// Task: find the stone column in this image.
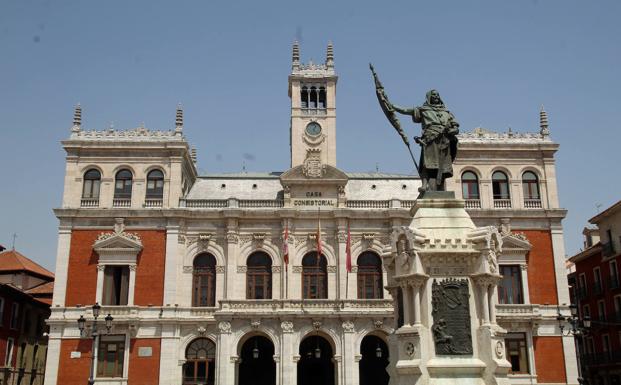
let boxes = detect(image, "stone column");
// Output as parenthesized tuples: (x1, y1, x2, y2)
(42, 328, 62, 385)
(216, 321, 233, 384)
(280, 321, 296, 385)
(52, 225, 72, 306)
(163, 225, 180, 304)
(336, 227, 347, 299)
(401, 283, 412, 327)
(127, 264, 137, 306)
(158, 323, 180, 385)
(225, 220, 239, 299)
(488, 285, 496, 324)
(413, 284, 422, 325)
(95, 264, 105, 303)
(342, 321, 356, 385)
(479, 283, 490, 325)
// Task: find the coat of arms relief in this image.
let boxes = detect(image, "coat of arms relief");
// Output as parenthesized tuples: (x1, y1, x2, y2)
(302, 148, 326, 178)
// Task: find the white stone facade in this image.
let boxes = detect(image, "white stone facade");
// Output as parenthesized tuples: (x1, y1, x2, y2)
(45, 44, 577, 385)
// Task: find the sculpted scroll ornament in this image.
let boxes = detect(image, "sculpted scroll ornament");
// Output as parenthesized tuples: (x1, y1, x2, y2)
(281, 321, 294, 333)
(218, 321, 231, 334)
(342, 321, 355, 333)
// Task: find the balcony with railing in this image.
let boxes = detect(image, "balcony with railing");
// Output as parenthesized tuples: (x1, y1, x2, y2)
(346, 200, 390, 209)
(301, 107, 327, 116)
(144, 198, 163, 208)
(524, 199, 542, 208)
(80, 198, 99, 208)
(112, 198, 131, 208)
(493, 199, 512, 209)
(239, 199, 284, 208)
(464, 199, 481, 209)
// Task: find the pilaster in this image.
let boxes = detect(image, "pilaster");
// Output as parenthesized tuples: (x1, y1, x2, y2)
(164, 225, 180, 304)
(51, 225, 72, 306)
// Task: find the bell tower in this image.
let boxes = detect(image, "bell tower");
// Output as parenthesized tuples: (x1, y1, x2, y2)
(288, 41, 338, 168)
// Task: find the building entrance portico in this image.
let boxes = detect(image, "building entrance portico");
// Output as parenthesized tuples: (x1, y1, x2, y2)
(297, 335, 335, 385)
(359, 335, 389, 385)
(238, 335, 276, 385)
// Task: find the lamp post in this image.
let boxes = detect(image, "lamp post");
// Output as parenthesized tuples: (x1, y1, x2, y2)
(77, 303, 114, 385)
(557, 304, 591, 385)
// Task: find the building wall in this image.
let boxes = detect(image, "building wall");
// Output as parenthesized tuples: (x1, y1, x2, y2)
(128, 338, 161, 385)
(57, 339, 93, 384)
(533, 336, 567, 383)
(522, 229, 559, 305)
(65, 230, 166, 307)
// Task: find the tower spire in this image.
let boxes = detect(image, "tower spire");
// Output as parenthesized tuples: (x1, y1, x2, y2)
(326, 41, 334, 69)
(175, 103, 183, 136)
(71, 103, 82, 133)
(539, 104, 549, 138)
(292, 40, 300, 70)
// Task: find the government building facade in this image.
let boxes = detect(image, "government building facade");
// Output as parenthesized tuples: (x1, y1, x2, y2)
(45, 43, 577, 385)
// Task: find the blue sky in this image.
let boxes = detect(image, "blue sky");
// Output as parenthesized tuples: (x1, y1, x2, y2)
(0, 0, 619, 269)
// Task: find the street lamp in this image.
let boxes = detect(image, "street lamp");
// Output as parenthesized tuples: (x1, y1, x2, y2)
(77, 303, 114, 385)
(252, 339, 260, 359)
(557, 305, 590, 385)
(375, 343, 383, 358)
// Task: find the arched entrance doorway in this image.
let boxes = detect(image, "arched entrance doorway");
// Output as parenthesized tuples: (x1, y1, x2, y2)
(298, 335, 335, 385)
(359, 335, 389, 385)
(183, 338, 216, 385)
(238, 335, 276, 385)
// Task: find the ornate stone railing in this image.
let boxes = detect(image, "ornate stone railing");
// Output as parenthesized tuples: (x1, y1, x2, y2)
(496, 304, 541, 318)
(493, 199, 512, 209)
(239, 199, 284, 208)
(80, 198, 99, 208)
(301, 108, 327, 116)
(346, 200, 390, 209)
(180, 199, 229, 208)
(464, 199, 481, 209)
(524, 199, 542, 208)
(112, 198, 131, 208)
(401, 200, 416, 208)
(144, 198, 163, 208)
(218, 299, 394, 314)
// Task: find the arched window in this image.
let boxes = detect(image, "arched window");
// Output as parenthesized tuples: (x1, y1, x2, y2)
(146, 169, 164, 199)
(492, 171, 511, 208)
(301, 87, 309, 108)
(309, 87, 318, 109)
(82, 169, 101, 199)
(318, 87, 326, 109)
(183, 338, 216, 385)
(114, 169, 133, 199)
(522, 171, 540, 200)
(461, 171, 480, 200)
(246, 252, 272, 299)
(302, 253, 327, 299)
(357, 252, 383, 299)
(192, 254, 217, 307)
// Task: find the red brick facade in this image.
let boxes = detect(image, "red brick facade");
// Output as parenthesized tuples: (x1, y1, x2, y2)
(128, 338, 161, 385)
(522, 229, 559, 305)
(65, 230, 166, 307)
(57, 339, 93, 384)
(533, 336, 567, 383)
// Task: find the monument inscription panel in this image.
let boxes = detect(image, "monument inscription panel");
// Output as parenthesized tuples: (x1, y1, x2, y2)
(431, 278, 473, 355)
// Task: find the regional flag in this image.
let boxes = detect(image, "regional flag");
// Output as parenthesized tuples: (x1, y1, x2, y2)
(283, 221, 289, 271)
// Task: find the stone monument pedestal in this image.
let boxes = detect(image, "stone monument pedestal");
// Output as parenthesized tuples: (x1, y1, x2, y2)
(383, 193, 511, 385)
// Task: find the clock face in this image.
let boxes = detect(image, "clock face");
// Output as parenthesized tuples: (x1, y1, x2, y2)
(305, 122, 322, 136)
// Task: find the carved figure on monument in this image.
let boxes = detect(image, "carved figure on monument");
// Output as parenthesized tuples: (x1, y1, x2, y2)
(370, 65, 459, 192)
(431, 279, 472, 355)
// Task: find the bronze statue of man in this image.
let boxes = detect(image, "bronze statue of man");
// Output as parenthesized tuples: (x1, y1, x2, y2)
(390, 90, 459, 192)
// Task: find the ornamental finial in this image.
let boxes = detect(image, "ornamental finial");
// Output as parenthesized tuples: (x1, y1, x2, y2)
(539, 104, 549, 138)
(175, 103, 183, 135)
(72, 103, 82, 133)
(326, 41, 334, 68)
(292, 40, 300, 70)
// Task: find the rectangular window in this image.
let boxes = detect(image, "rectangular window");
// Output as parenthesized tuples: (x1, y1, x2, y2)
(594, 267, 603, 294)
(0, 297, 4, 326)
(498, 265, 524, 304)
(611, 260, 619, 288)
(579, 273, 588, 297)
(102, 266, 129, 306)
(614, 295, 621, 321)
(97, 335, 125, 378)
(10, 303, 19, 329)
(5, 338, 14, 366)
(598, 300, 606, 321)
(583, 304, 591, 320)
(505, 333, 530, 374)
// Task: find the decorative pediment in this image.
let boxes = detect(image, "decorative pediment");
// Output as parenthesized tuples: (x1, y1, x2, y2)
(93, 218, 143, 264)
(501, 233, 532, 252)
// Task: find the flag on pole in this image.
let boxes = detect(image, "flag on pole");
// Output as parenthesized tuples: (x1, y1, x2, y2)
(283, 221, 289, 271)
(346, 221, 352, 273)
(316, 208, 322, 260)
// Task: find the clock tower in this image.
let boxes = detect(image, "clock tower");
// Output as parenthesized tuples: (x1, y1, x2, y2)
(288, 41, 338, 168)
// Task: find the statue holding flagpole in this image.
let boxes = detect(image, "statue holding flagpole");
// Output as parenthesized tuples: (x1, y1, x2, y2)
(370, 64, 459, 192)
